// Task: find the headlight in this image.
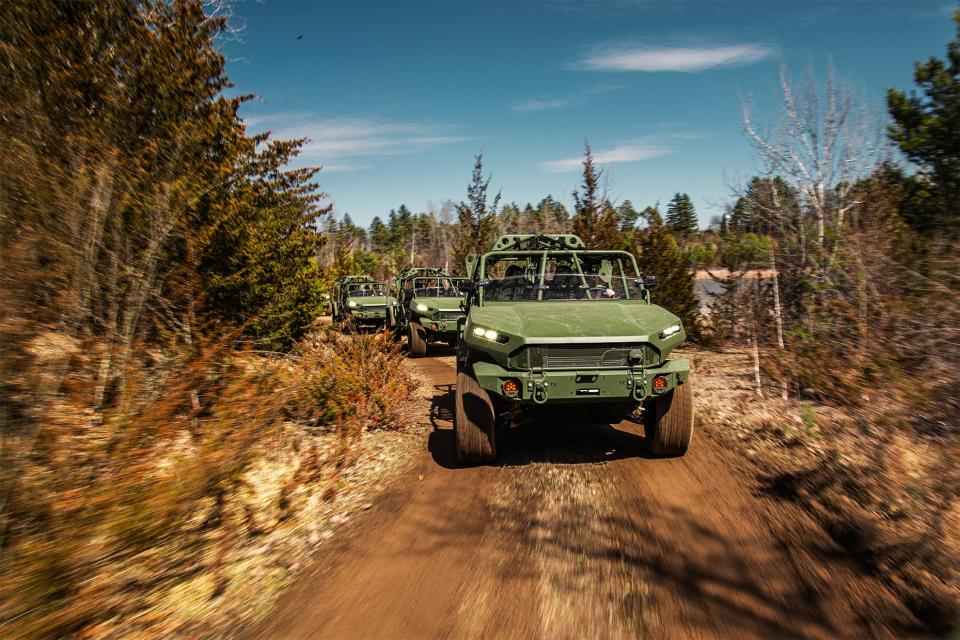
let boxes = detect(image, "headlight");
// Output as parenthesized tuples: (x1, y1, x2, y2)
(471, 325, 505, 343)
(415, 303, 429, 312)
(348, 300, 357, 308)
(659, 323, 681, 339)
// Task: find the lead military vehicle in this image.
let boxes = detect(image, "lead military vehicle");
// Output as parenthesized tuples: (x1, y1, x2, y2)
(391, 267, 469, 356)
(454, 234, 693, 464)
(331, 275, 392, 332)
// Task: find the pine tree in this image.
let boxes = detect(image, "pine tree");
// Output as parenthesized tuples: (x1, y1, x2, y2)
(596, 199, 623, 249)
(572, 143, 602, 245)
(535, 195, 569, 233)
(618, 200, 641, 233)
(886, 10, 960, 235)
(452, 153, 500, 275)
(369, 216, 390, 253)
(635, 207, 701, 340)
(665, 193, 698, 237)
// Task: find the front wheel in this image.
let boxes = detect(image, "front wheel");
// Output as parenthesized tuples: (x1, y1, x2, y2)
(644, 381, 694, 457)
(342, 315, 356, 334)
(455, 370, 496, 464)
(408, 321, 427, 357)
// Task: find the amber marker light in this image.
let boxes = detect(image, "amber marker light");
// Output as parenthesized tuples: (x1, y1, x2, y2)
(652, 375, 669, 392)
(502, 379, 520, 397)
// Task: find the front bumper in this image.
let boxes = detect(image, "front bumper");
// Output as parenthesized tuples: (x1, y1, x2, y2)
(419, 318, 461, 344)
(351, 309, 388, 324)
(471, 358, 690, 404)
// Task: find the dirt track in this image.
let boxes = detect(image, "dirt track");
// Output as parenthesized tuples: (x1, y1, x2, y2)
(247, 350, 920, 639)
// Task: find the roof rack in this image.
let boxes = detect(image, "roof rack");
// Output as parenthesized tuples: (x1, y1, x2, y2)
(487, 234, 586, 252)
(335, 275, 375, 284)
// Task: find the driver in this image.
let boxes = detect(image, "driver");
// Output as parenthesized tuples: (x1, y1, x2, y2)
(583, 261, 617, 299)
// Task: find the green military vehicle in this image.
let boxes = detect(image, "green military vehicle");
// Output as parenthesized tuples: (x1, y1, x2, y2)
(454, 234, 693, 464)
(390, 267, 469, 357)
(331, 275, 393, 332)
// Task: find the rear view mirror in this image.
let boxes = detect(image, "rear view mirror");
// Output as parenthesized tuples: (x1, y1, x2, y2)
(459, 280, 477, 292)
(642, 276, 657, 289)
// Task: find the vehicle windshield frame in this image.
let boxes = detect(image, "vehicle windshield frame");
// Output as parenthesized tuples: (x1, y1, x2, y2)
(347, 282, 387, 297)
(411, 277, 469, 298)
(476, 250, 644, 305)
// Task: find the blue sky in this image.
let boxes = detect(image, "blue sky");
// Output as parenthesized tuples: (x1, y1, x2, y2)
(224, 0, 956, 228)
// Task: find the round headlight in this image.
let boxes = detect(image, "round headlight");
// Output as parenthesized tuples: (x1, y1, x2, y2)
(483, 329, 498, 341)
(472, 326, 485, 337)
(659, 323, 680, 338)
(348, 300, 357, 308)
(416, 303, 429, 312)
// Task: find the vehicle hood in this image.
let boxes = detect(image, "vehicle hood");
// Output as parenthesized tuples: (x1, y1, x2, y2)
(350, 296, 390, 306)
(412, 297, 465, 313)
(470, 301, 679, 340)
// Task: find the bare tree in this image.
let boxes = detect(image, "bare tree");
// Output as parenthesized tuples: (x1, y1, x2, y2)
(742, 63, 882, 266)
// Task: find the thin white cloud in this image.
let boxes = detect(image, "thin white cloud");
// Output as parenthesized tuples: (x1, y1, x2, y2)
(579, 43, 774, 73)
(320, 163, 366, 173)
(512, 97, 572, 112)
(242, 112, 473, 168)
(541, 143, 672, 173)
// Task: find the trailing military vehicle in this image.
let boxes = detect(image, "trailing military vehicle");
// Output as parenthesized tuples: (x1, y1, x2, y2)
(391, 267, 469, 357)
(331, 275, 393, 332)
(454, 234, 693, 464)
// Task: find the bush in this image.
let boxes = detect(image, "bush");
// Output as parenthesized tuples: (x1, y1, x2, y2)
(0, 329, 415, 639)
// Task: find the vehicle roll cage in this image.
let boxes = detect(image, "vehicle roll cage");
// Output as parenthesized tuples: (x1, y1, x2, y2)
(470, 250, 643, 304)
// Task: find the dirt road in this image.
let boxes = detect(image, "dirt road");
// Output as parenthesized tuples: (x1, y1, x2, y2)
(247, 351, 921, 639)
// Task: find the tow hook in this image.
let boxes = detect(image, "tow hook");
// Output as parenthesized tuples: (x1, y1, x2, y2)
(628, 370, 647, 402)
(533, 380, 548, 404)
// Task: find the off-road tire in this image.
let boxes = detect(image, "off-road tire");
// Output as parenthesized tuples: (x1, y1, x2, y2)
(408, 321, 427, 357)
(455, 370, 496, 464)
(342, 315, 356, 335)
(387, 305, 396, 330)
(644, 381, 694, 457)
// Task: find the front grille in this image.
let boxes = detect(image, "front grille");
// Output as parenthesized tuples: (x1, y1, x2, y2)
(509, 343, 659, 370)
(542, 345, 629, 368)
(439, 311, 464, 321)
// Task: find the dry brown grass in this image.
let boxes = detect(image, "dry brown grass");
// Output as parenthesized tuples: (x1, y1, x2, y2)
(691, 347, 960, 634)
(0, 328, 418, 639)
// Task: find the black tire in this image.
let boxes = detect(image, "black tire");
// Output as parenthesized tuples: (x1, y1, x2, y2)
(644, 380, 694, 457)
(387, 305, 396, 330)
(342, 315, 356, 334)
(455, 371, 496, 464)
(408, 321, 427, 357)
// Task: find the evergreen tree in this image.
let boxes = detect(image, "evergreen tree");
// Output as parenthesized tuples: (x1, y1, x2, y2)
(887, 10, 960, 234)
(732, 176, 800, 237)
(665, 193, 698, 237)
(596, 199, 623, 249)
(618, 200, 641, 233)
(535, 195, 569, 233)
(635, 207, 701, 340)
(452, 153, 500, 274)
(572, 143, 602, 245)
(369, 216, 390, 253)
(197, 135, 327, 350)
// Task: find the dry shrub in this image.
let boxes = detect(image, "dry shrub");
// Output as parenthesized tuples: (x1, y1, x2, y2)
(0, 329, 416, 639)
(698, 346, 959, 635)
(286, 330, 417, 435)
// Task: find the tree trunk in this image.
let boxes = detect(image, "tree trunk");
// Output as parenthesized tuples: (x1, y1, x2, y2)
(750, 326, 764, 399)
(769, 245, 788, 399)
